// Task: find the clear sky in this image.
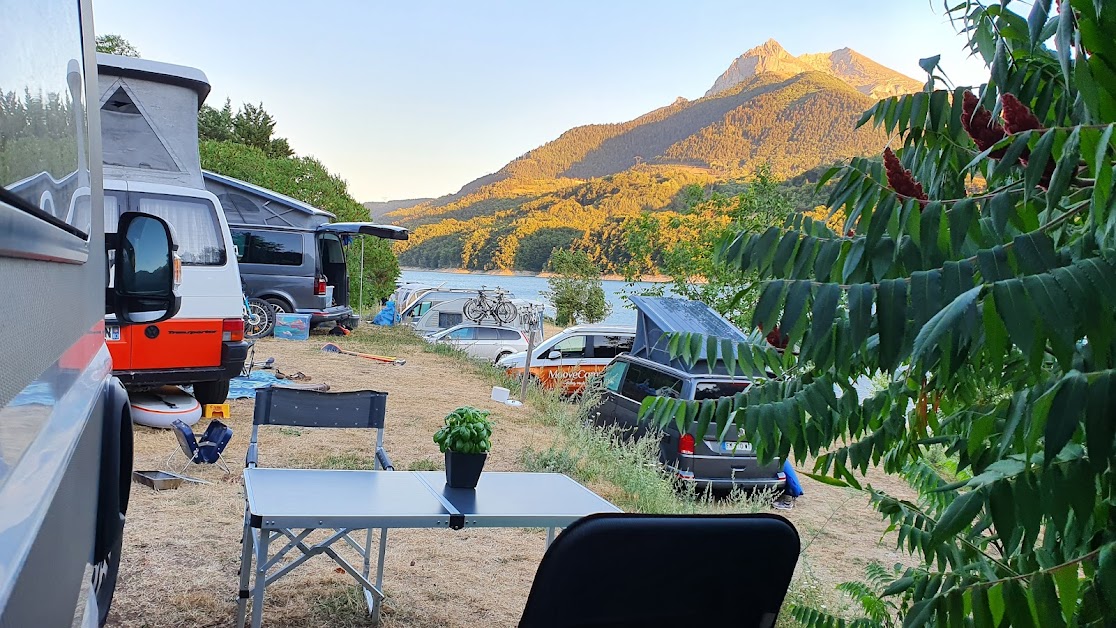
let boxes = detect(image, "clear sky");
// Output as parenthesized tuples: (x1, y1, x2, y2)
(92, 1, 990, 203)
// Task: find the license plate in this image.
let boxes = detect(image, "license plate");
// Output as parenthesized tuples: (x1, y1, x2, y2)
(720, 441, 753, 454)
(105, 325, 121, 342)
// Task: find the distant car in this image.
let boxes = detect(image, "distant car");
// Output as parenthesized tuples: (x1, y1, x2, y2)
(497, 324, 635, 395)
(425, 323, 529, 363)
(589, 353, 785, 493)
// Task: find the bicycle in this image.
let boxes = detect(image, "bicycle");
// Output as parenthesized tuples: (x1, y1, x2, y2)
(463, 286, 517, 324)
(243, 293, 275, 338)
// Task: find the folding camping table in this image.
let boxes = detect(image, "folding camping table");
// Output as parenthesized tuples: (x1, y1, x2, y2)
(235, 469, 621, 628)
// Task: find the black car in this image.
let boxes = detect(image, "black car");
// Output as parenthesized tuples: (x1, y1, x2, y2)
(589, 353, 785, 493)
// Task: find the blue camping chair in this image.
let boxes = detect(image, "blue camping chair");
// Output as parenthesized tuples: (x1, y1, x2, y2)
(169, 419, 234, 474)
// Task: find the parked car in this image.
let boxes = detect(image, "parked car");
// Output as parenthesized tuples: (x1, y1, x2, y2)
(205, 170, 407, 331)
(590, 353, 785, 493)
(497, 324, 635, 394)
(425, 323, 529, 362)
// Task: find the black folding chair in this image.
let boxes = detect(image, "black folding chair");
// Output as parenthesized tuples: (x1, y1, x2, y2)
(245, 386, 392, 471)
(236, 387, 393, 626)
(518, 513, 800, 628)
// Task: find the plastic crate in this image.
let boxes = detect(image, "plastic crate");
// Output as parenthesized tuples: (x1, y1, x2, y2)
(274, 313, 312, 340)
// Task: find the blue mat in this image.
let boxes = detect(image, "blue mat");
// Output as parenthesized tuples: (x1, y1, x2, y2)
(228, 370, 283, 399)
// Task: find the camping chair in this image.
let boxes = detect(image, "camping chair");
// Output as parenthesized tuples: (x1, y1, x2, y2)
(518, 513, 800, 628)
(169, 419, 234, 474)
(237, 387, 392, 626)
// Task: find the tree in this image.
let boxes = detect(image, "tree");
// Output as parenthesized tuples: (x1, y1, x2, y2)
(95, 34, 140, 57)
(198, 98, 234, 142)
(544, 250, 611, 326)
(232, 102, 293, 159)
(624, 164, 794, 327)
(644, 2, 1116, 625)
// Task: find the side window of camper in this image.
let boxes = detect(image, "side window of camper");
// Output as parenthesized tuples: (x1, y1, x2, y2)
(601, 361, 628, 393)
(620, 364, 682, 403)
(438, 312, 462, 328)
(553, 335, 587, 359)
(133, 195, 226, 266)
(246, 231, 303, 266)
(0, 7, 92, 261)
(591, 335, 633, 359)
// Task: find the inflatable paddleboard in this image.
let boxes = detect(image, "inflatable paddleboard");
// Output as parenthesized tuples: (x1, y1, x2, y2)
(130, 386, 202, 428)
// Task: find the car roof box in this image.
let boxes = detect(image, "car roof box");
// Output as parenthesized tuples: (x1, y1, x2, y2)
(628, 296, 757, 376)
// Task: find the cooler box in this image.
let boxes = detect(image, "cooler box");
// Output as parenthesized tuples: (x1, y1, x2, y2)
(274, 313, 312, 340)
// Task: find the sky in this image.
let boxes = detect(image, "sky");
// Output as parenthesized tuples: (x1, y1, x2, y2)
(92, 1, 990, 203)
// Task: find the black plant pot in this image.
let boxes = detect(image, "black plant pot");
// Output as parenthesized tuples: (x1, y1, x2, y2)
(445, 451, 487, 489)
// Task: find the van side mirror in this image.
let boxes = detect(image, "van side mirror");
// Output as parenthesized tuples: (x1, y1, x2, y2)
(547, 350, 562, 360)
(108, 211, 181, 324)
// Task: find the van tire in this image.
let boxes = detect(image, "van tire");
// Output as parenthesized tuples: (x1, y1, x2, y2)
(193, 379, 230, 405)
(265, 298, 292, 314)
(495, 351, 511, 365)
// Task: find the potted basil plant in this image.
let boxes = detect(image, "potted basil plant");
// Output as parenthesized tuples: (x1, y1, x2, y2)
(433, 406, 493, 489)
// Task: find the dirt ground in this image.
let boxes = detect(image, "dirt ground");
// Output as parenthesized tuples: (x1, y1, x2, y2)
(108, 327, 916, 628)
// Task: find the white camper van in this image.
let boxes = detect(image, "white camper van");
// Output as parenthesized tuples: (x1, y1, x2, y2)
(97, 55, 247, 405)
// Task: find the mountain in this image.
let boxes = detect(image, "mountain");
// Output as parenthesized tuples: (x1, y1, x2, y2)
(706, 39, 922, 100)
(385, 40, 912, 274)
(363, 198, 432, 220)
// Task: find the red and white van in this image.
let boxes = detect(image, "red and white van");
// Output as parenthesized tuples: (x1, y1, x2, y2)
(103, 181, 248, 405)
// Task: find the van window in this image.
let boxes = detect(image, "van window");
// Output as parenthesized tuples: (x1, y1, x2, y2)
(694, 381, 751, 401)
(477, 327, 500, 340)
(231, 230, 248, 262)
(552, 334, 587, 358)
(602, 361, 628, 392)
(592, 335, 633, 359)
(438, 312, 463, 328)
(106, 194, 226, 266)
(320, 235, 345, 263)
(620, 363, 682, 403)
(246, 230, 303, 266)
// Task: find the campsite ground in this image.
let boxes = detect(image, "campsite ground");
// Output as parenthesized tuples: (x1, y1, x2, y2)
(109, 326, 916, 627)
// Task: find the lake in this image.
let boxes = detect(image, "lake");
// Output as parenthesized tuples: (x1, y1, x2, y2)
(399, 269, 669, 327)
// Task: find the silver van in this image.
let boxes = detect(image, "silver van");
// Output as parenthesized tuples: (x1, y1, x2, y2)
(1, 5, 180, 624)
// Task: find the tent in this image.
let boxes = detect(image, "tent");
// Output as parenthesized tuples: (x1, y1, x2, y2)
(627, 295, 761, 376)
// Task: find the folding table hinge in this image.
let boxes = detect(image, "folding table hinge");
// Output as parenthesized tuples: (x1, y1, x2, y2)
(450, 514, 465, 530)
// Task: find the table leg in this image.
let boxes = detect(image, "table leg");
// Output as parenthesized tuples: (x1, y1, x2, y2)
(250, 526, 271, 628)
(371, 528, 389, 623)
(235, 506, 253, 628)
(546, 527, 555, 547)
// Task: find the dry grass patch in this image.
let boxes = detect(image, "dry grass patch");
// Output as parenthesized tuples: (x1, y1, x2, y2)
(110, 324, 915, 627)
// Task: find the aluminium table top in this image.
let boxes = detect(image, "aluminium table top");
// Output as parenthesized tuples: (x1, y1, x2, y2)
(243, 468, 620, 529)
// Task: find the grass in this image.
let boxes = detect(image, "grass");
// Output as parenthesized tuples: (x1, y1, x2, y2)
(406, 457, 441, 471)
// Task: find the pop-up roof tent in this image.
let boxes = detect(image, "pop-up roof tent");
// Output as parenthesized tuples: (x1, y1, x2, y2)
(97, 54, 210, 189)
(202, 170, 408, 240)
(628, 295, 759, 376)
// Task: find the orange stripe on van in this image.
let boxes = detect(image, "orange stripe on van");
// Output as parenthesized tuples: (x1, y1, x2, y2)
(108, 319, 224, 371)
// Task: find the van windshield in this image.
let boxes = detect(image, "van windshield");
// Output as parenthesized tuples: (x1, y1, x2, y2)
(106, 193, 226, 266)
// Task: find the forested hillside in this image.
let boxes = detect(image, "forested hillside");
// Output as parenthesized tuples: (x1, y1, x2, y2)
(390, 47, 903, 274)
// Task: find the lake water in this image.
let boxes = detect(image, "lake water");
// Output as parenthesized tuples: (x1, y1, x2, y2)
(399, 269, 668, 327)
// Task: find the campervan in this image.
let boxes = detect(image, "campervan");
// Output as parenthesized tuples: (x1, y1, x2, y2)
(204, 170, 408, 331)
(410, 296, 545, 340)
(1, 5, 181, 625)
(396, 287, 484, 325)
(98, 55, 248, 405)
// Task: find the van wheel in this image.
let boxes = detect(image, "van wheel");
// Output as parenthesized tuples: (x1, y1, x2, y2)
(93, 517, 123, 626)
(266, 298, 292, 314)
(193, 379, 230, 405)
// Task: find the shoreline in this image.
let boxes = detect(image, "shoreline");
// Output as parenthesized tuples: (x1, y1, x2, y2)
(399, 266, 673, 283)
